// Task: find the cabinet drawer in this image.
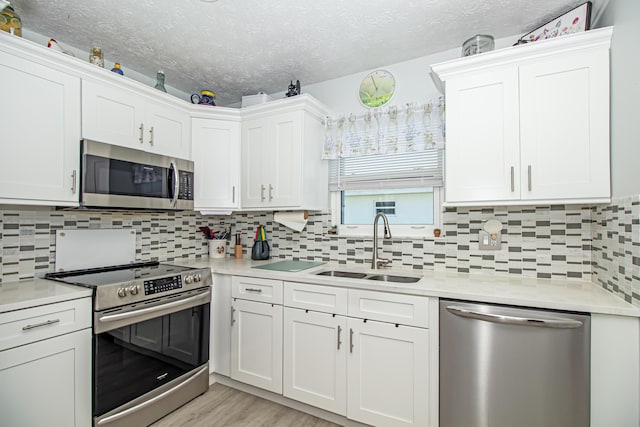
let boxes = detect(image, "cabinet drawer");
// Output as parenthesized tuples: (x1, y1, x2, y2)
(232, 276, 283, 304)
(284, 282, 347, 315)
(348, 290, 429, 328)
(0, 298, 92, 351)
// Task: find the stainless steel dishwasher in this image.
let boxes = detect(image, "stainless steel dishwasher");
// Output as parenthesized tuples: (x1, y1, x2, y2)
(439, 299, 590, 427)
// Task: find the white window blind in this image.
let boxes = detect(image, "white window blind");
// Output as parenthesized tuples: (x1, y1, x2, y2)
(329, 149, 443, 191)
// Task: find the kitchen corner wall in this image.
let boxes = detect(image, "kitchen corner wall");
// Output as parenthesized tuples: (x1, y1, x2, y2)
(4, 201, 638, 308)
(592, 195, 640, 307)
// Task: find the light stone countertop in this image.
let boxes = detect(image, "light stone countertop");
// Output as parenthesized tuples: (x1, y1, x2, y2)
(176, 258, 640, 318)
(0, 278, 92, 314)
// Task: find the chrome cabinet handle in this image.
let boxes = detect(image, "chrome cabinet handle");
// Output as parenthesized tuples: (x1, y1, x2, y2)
(269, 184, 274, 202)
(349, 328, 354, 353)
(22, 318, 60, 331)
(337, 325, 342, 350)
(231, 306, 236, 326)
(232, 186, 235, 203)
(149, 126, 154, 145)
(245, 287, 262, 293)
(527, 165, 532, 191)
(139, 123, 144, 144)
(510, 166, 514, 192)
(71, 170, 77, 194)
(261, 185, 266, 202)
(445, 306, 583, 329)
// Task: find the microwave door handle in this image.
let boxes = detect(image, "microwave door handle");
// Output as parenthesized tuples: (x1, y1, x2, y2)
(169, 160, 179, 207)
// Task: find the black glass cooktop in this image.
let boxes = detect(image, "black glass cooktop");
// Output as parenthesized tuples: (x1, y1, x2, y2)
(45, 262, 195, 288)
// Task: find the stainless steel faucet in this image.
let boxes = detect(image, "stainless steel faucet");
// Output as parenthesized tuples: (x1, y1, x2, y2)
(372, 213, 392, 269)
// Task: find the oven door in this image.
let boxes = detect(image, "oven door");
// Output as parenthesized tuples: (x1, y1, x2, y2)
(93, 288, 210, 422)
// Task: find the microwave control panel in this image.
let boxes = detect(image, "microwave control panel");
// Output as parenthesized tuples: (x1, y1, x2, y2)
(178, 171, 194, 200)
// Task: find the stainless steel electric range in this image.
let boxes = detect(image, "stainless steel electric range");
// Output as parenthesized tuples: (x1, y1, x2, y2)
(46, 261, 212, 427)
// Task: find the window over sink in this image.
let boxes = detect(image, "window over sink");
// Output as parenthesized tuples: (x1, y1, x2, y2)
(324, 99, 444, 238)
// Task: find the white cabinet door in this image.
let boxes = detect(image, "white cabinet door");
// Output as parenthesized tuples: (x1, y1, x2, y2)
(241, 112, 303, 209)
(83, 79, 191, 159)
(0, 51, 80, 205)
(146, 101, 191, 159)
(266, 111, 302, 207)
(192, 118, 240, 210)
(241, 117, 268, 208)
(283, 308, 347, 415)
(347, 318, 429, 427)
(82, 79, 145, 149)
(240, 99, 327, 211)
(0, 328, 91, 427)
(519, 48, 610, 201)
(211, 274, 232, 376)
(444, 67, 520, 204)
(230, 298, 283, 393)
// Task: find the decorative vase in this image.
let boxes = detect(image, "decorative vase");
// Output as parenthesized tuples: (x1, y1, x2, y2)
(89, 46, 104, 67)
(0, 3, 21, 37)
(154, 71, 167, 92)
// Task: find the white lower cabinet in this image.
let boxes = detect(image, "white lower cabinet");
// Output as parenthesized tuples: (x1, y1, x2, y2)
(225, 277, 435, 425)
(230, 298, 283, 393)
(347, 318, 430, 427)
(0, 327, 91, 427)
(283, 307, 347, 415)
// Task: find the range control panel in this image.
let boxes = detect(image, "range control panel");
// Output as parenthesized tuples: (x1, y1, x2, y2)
(144, 275, 183, 296)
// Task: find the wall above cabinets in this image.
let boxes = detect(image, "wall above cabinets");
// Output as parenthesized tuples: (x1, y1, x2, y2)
(432, 27, 613, 207)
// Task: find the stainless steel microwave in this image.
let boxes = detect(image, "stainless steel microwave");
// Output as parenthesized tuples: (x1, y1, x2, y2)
(80, 140, 194, 210)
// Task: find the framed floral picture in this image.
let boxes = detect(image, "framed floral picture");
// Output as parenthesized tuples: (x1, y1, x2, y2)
(518, 1, 592, 44)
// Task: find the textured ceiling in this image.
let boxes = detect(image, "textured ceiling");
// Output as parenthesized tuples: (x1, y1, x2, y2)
(11, 0, 602, 106)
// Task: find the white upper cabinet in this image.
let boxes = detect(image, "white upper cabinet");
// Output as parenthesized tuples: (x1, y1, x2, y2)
(82, 78, 191, 159)
(192, 115, 241, 211)
(0, 34, 81, 206)
(518, 48, 610, 201)
(241, 95, 329, 210)
(432, 27, 612, 206)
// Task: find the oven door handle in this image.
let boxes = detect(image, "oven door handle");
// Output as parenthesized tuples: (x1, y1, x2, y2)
(96, 290, 210, 333)
(96, 365, 208, 426)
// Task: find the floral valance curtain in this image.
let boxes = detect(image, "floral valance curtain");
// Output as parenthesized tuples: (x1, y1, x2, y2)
(322, 97, 445, 159)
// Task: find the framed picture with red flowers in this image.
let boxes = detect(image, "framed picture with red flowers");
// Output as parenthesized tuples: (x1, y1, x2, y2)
(517, 1, 592, 44)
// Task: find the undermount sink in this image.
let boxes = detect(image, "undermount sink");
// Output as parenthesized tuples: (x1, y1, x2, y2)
(314, 270, 421, 283)
(366, 274, 421, 283)
(315, 270, 368, 279)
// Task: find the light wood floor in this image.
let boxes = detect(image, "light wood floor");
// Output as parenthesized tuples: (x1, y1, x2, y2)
(151, 383, 342, 427)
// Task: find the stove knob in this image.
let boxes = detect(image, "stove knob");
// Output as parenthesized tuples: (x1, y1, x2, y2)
(184, 275, 193, 284)
(129, 285, 139, 295)
(117, 287, 127, 297)
(194, 274, 202, 282)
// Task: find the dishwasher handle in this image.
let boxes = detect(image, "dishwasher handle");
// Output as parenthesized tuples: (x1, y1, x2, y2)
(446, 306, 584, 329)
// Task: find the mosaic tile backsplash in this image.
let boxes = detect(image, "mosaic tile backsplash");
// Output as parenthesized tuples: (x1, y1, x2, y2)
(0, 198, 638, 307)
